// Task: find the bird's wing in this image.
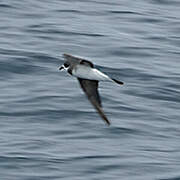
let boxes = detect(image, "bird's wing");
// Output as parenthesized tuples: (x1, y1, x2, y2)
(78, 78, 110, 125)
(80, 60, 94, 68)
(63, 53, 81, 64)
(63, 54, 94, 68)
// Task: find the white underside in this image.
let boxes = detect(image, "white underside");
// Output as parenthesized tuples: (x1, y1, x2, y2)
(72, 65, 112, 81)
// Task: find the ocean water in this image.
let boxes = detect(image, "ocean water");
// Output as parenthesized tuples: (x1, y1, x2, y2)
(0, 0, 180, 179)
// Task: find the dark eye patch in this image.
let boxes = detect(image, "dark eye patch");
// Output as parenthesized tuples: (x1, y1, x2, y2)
(64, 63, 69, 68)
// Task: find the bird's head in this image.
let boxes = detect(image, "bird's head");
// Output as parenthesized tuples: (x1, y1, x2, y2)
(59, 61, 70, 71)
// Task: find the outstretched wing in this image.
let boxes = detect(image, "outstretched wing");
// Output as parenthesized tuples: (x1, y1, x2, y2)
(80, 60, 94, 68)
(63, 54, 94, 67)
(78, 78, 110, 125)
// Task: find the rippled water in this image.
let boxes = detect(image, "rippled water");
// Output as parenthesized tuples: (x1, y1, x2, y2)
(1, 0, 180, 179)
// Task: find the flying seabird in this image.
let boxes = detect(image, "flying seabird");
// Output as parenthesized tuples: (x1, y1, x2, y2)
(59, 54, 124, 125)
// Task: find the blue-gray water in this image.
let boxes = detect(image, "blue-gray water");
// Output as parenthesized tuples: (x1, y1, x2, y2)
(0, 0, 180, 179)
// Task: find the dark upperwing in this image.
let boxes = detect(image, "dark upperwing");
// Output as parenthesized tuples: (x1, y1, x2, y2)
(63, 53, 94, 68)
(78, 78, 110, 125)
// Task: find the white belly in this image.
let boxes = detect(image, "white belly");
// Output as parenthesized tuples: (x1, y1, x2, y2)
(72, 66, 111, 81)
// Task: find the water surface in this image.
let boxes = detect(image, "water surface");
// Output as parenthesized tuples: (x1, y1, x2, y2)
(0, 0, 180, 179)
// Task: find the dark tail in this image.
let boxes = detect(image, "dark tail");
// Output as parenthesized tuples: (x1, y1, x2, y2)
(112, 78, 124, 85)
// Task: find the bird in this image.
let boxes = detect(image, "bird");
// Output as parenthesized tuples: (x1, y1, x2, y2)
(59, 53, 124, 125)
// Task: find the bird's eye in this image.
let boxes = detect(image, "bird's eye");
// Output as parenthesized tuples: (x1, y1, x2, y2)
(64, 63, 69, 68)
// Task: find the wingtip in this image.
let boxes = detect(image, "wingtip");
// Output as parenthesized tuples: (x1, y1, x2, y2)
(105, 119, 111, 126)
(100, 111, 111, 126)
(95, 104, 111, 126)
(97, 112, 111, 126)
